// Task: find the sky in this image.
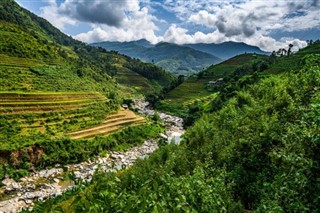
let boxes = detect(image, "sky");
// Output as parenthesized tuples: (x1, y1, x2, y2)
(16, 0, 320, 52)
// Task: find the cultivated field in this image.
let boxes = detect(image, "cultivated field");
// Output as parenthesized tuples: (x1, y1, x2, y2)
(69, 108, 145, 139)
(0, 92, 145, 150)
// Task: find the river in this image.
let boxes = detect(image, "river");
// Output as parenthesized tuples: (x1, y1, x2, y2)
(0, 100, 184, 213)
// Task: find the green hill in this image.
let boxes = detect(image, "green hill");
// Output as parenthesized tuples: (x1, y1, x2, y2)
(30, 43, 320, 213)
(0, 0, 169, 180)
(155, 53, 268, 117)
(0, 0, 176, 95)
(155, 42, 320, 125)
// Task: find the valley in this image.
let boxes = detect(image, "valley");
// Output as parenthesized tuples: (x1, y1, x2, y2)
(0, 100, 185, 212)
(0, 0, 320, 212)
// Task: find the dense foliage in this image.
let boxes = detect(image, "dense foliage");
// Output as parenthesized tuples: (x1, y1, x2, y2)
(0, 123, 163, 181)
(29, 51, 320, 212)
(185, 54, 320, 211)
(124, 58, 176, 89)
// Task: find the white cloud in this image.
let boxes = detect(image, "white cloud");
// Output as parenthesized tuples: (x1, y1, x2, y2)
(75, 5, 160, 44)
(186, 0, 320, 33)
(162, 0, 316, 51)
(40, 0, 160, 44)
(40, 0, 76, 30)
(38, 0, 315, 51)
(162, 24, 194, 44)
(161, 24, 307, 52)
(189, 10, 217, 28)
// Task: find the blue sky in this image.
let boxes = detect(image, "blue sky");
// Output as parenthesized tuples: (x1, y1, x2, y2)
(16, 0, 320, 51)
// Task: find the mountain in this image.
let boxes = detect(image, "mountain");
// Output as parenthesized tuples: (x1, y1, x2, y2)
(92, 40, 222, 76)
(92, 40, 148, 58)
(185, 41, 269, 59)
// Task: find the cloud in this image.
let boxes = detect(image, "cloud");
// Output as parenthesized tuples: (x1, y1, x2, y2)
(40, 0, 144, 29)
(40, 0, 160, 44)
(167, 0, 316, 51)
(38, 0, 315, 52)
(312, 0, 320, 7)
(162, 24, 227, 45)
(74, 6, 160, 44)
(40, 0, 76, 30)
(161, 24, 307, 52)
(189, 10, 217, 28)
(186, 0, 320, 34)
(58, 0, 131, 27)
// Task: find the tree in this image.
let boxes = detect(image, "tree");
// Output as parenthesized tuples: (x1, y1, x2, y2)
(277, 48, 287, 56)
(177, 75, 185, 84)
(287, 44, 293, 56)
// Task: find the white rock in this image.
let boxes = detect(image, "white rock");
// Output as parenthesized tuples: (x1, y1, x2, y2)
(25, 200, 33, 204)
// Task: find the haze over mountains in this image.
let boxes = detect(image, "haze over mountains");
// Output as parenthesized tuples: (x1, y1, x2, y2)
(92, 39, 269, 76)
(185, 42, 269, 59)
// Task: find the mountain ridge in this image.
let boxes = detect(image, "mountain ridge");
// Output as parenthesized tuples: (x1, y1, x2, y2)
(92, 39, 269, 75)
(91, 40, 222, 76)
(185, 41, 269, 59)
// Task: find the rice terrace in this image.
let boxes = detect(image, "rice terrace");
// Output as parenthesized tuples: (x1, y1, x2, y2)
(1, 0, 320, 212)
(0, 92, 145, 150)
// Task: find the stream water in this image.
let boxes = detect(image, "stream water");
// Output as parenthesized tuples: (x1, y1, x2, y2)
(0, 100, 184, 213)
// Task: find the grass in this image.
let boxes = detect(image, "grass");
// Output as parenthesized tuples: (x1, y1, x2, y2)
(0, 91, 150, 150)
(0, 54, 47, 67)
(115, 66, 161, 94)
(266, 43, 320, 74)
(165, 79, 212, 103)
(0, 91, 118, 150)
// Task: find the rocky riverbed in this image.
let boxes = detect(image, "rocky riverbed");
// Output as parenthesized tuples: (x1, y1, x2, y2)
(133, 99, 185, 144)
(0, 100, 184, 213)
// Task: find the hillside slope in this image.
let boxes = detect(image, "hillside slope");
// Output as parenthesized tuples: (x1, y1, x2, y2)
(30, 43, 320, 213)
(0, 0, 176, 96)
(157, 42, 320, 125)
(0, 0, 166, 181)
(155, 53, 268, 117)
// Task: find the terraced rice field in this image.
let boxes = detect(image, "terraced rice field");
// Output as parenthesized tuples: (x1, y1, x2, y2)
(0, 92, 107, 115)
(68, 108, 146, 139)
(0, 92, 145, 148)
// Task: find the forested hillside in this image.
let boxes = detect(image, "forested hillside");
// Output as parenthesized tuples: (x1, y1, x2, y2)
(0, 0, 176, 95)
(1, 0, 320, 212)
(154, 53, 269, 121)
(0, 0, 173, 182)
(29, 42, 320, 212)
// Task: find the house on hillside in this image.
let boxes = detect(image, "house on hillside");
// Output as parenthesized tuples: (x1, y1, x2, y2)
(207, 78, 224, 86)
